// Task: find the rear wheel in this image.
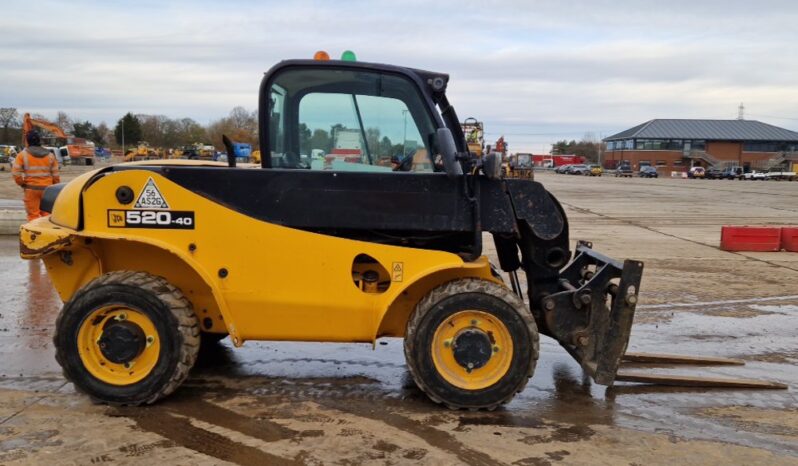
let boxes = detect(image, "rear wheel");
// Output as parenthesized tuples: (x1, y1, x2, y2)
(404, 278, 539, 410)
(54, 271, 199, 405)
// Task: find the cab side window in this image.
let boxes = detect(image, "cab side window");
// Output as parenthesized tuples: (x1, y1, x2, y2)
(299, 93, 429, 172)
(267, 68, 437, 173)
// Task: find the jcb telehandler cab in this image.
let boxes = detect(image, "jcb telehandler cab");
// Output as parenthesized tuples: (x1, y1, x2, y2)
(20, 56, 649, 409)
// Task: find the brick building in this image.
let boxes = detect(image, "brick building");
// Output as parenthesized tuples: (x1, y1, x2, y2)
(602, 119, 798, 171)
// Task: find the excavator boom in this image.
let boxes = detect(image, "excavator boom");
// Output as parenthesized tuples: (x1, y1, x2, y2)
(22, 113, 68, 147)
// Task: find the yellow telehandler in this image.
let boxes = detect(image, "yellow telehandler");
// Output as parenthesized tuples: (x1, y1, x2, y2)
(18, 56, 784, 408)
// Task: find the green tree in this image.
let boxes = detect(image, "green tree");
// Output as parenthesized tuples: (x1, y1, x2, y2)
(379, 136, 394, 157)
(114, 113, 142, 147)
(298, 123, 312, 155)
(550, 138, 603, 162)
(176, 118, 206, 146)
(72, 120, 97, 140)
(309, 128, 330, 153)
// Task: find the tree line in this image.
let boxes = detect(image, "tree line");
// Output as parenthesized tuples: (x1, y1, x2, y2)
(0, 106, 258, 150)
(3, 105, 600, 159)
(550, 135, 605, 162)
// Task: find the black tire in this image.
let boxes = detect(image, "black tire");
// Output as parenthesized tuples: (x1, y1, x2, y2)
(404, 278, 539, 410)
(53, 271, 200, 405)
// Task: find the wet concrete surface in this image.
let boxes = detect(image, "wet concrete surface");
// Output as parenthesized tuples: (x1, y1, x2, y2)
(1, 173, 798, 464)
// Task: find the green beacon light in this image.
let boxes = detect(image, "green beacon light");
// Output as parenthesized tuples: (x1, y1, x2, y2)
(341, 50, 357, 62)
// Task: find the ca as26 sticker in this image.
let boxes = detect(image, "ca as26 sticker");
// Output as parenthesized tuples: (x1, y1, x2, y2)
(108, 210, 195, 229)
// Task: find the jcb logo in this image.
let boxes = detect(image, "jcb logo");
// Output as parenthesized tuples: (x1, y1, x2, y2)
(108, 211, 125, 227)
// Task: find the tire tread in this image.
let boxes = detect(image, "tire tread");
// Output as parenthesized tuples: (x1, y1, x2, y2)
(404, 278, 539, 410)
(53, 270, 199, 406)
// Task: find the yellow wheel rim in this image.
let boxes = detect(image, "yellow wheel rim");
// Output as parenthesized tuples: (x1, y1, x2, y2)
(431, 310, 514, 390)
(76, 306, 160, 386)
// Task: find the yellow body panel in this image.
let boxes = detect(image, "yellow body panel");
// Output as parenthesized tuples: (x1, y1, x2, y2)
(19, 218, 74, 259)
(50, 169, 102, 230)
(21, 169, 499, 346)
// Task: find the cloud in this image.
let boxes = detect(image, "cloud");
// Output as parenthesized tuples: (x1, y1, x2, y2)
(1, 0, 796, 152)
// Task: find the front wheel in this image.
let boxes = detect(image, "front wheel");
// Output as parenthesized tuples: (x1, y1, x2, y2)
(54, 271, 200, 405)
(404, 279, 539, 410)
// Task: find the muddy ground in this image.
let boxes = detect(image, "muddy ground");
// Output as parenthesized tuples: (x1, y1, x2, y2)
(1, 171, 797, 465)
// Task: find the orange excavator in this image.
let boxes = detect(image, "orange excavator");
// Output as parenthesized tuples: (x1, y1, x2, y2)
(22, 113, 96, 165)
(22, 113, 68, 144)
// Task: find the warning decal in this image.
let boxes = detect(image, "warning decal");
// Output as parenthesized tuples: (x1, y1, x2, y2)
(391, 262, 404, 282)
(134, 178, 170, 209)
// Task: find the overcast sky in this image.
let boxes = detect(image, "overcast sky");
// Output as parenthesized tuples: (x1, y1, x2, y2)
(2, 0, 797, 152)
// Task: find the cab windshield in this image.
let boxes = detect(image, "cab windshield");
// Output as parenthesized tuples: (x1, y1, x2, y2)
(266, 67, 440, 172)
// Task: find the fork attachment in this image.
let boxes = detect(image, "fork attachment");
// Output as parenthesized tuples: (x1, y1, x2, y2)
(539, 241, 644, 385)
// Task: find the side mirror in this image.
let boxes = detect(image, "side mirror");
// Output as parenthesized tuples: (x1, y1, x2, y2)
(436, 127, 462, 178)
(483, 152, 502, 180)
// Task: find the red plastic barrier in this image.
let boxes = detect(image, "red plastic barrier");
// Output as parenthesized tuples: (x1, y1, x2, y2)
(720, 226, 781, 252)
(781, 227, 798, 252)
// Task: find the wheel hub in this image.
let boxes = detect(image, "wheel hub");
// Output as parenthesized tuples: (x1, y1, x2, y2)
(452, 329, 493, 372)
(98, 321, 146, 364)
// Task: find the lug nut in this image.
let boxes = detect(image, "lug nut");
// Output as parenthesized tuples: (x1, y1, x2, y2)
(444, 339, 452, 348)
(580, 294, 592, 305)
(470, 319, 478, 326)
(493, 346, 500, 353)
(626, 294, 638, 305)
(544, 299, 555, 311)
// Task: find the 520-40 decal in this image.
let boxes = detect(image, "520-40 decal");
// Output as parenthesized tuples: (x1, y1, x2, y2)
(108, 210, 195, 229)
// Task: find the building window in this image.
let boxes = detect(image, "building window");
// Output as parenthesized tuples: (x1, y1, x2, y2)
(639, 160, 651, 167)
(634, 139, 681, 150)
(673, 159, 684, 166)
(692, 140, 705, 150)
(743, 142, 791, 152)
(656, 160, 667, 166)
(625, 139, 634, 149)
